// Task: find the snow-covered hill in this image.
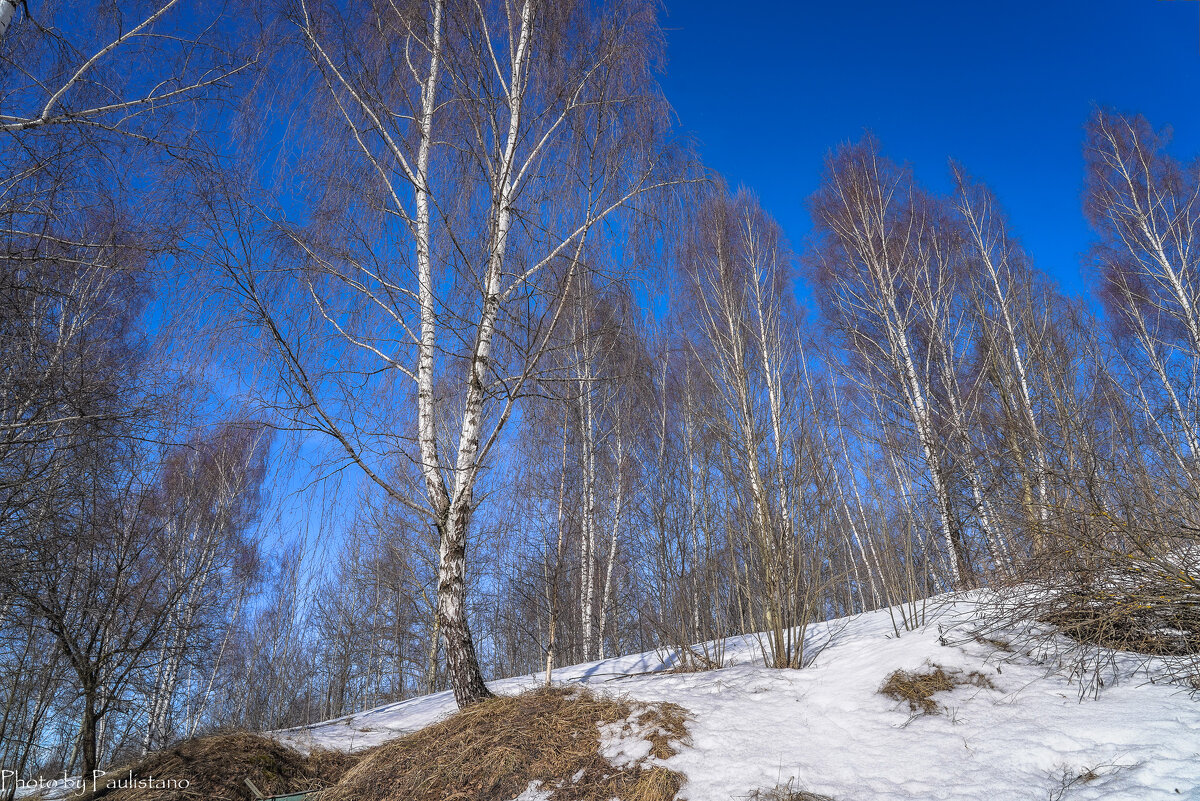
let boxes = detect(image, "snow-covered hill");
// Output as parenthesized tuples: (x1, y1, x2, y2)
(277, 595, 1200, 800)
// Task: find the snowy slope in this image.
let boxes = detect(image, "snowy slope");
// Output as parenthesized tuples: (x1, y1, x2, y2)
(276, 595, 1200, 800)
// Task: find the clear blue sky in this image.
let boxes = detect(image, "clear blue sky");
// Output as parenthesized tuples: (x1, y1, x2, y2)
(660, 0, 1200, 297)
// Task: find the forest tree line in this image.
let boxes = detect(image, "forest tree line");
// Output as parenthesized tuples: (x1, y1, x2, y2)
(1, 0, 1198, 790)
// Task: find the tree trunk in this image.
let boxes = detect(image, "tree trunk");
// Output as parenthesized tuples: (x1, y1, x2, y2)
(0, 0, 16, 41)
(437, 507, 491, 706)
(80, 688, 99, 781)
(545, 410, 569, 685)
(424, 615, 441, 695)
(597, 426, 624, 661)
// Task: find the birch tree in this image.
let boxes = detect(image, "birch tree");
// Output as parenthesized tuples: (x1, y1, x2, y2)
(681, 190, 818, 667)
(0, 0, 254, 635)
(141, 423, 268, 752)
(0, 0, 245, 137)
(1086, 110, 1200, 481)
(213, 0, 681, 706)
(810, 139, 975, 586)
(953, 167, 1058, 556)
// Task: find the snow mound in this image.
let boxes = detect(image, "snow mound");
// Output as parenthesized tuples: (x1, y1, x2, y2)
(276, 595, 1200, 800)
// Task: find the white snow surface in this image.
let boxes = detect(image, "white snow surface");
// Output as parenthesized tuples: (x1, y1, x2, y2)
(275, 594, 1200, 800)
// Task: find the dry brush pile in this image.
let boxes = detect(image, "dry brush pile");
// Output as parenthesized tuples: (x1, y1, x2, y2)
(80, 732, 360, 801)
(73, 687, 691, 801)
(321, 686, 689, 801)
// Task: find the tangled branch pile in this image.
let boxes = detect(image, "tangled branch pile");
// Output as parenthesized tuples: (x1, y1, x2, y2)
(982, 538, 1200, 691)
(1040, 555, 1200, 658)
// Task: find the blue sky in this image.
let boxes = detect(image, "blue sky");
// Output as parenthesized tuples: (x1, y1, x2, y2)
(660, 0, 1200, 297)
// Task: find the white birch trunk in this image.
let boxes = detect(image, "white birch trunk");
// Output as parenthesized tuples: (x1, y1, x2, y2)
(0, 0, 17, 41)
(597, 423, 624, 660)
(436, 0, 535, 706)
(545, 407, 569, 685)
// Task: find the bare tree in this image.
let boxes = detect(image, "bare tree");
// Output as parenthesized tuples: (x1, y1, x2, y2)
(15, 431, 172, 779)
(952, 166, 1064, 558)
(211, 0, 683, 706)
(0, 0, 247, 138)
(810, 139, 978, 586)
(141, 422, 268, 753)
(679, 189, 822, 667)
(1086, 110, 1200, 481)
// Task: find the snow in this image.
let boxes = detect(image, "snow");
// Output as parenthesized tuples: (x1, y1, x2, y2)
(276, 594, 1200, 800)
(510, 779, 553, 800)
(598, 714, 655, 768)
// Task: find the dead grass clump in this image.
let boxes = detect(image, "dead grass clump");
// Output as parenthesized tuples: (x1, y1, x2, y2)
(321, 686, 689, 801)
(627, 766, 685, 801)
(879, 663, 996, 715)
(81, 732, 359, 801)
(632, 703, 691, 760)
(742, 780, 834, 800)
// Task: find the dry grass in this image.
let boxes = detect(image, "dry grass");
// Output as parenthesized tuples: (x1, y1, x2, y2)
(879, 663, 996, 715)
(81, 732, 360, 801)
(742, 780, 834, 801)
(319, 686, 689, 801)
(633, 703, 690, 761)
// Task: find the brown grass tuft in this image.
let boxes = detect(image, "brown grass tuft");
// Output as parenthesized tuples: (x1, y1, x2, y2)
(743, 780, 834, 800)
(879, 663, 996, 715)
(320, 686, 688, 801)
(80, 732, 360, 801)
(627, 766, 685, 801)
(633, 703, 691, 760)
